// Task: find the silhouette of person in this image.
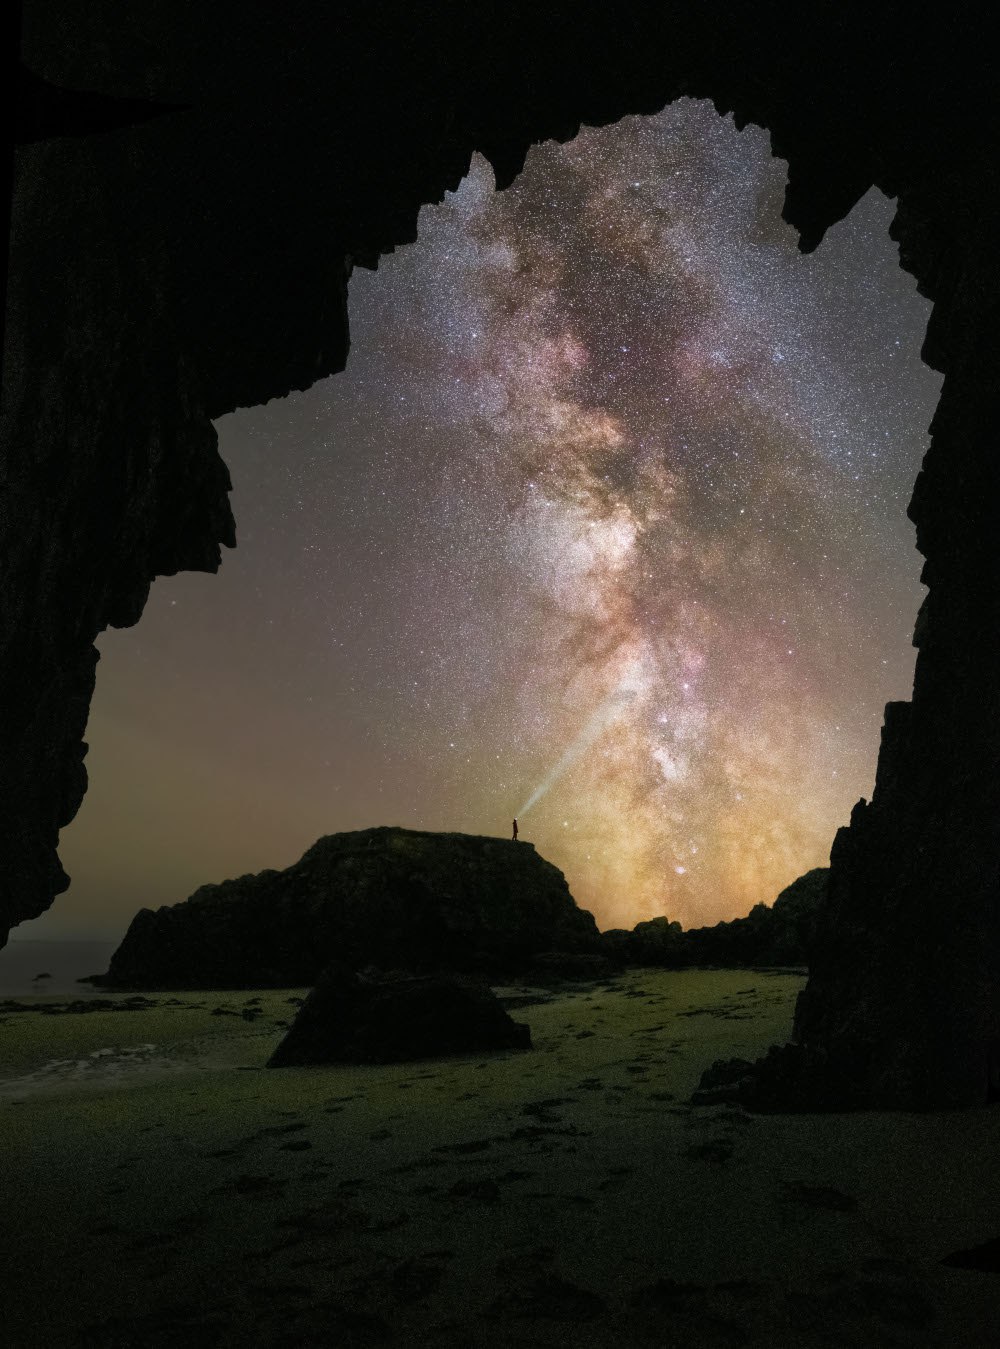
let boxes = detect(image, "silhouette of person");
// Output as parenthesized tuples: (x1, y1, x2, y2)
(512, 818, 518, 841)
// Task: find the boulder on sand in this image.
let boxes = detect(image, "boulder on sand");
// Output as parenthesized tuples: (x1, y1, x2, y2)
(267, 964, 531, 1066)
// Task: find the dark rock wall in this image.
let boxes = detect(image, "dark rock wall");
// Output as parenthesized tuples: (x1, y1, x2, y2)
(793, 304, 1000, 1107)
(3, 3, 998, 1104)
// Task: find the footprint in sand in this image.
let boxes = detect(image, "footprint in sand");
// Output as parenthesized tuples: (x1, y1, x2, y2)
(685, 1139, 733, 1164)
(486, 1273, 605, 1323)
(597, 1166, 633, 1192)
(219, 1174, 289, 1198)
(390, 1254, 451, 1304)
(779, 1181, 857, 1212)
(257, 1121, 307, 1138)
(520, 1098, 570, 1122)
(448, 1177, 501, 1202)
(433, 1137, 492, 1154)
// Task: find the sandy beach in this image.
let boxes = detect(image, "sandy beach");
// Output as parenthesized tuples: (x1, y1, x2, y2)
(2, 967, 997, 1347)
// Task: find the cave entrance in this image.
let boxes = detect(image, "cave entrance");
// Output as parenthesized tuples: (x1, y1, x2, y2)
(44, 99, 939, 948)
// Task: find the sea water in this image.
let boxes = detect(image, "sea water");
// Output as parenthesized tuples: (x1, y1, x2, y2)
(0, 940, 119, 998)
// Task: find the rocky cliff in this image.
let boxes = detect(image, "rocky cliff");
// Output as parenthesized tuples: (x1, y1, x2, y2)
(602, 868, 826, 969)
(95, 827, 601, 989)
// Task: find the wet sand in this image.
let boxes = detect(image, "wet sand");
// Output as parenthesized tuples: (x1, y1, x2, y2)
(1, 968, 997, 1347)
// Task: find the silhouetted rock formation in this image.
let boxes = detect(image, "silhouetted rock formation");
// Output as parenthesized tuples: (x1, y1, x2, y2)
(602, 916, 686, 967)
(787, 686, 1000, 1108)
(267, 964, 531, 1067)
(602, 868, 826, 969)
(4, 7, 1000, 1109)
(94, 827, 600, 989)
(685, 868, 825, 967)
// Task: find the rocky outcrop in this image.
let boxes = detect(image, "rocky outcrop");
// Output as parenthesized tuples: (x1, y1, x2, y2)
(4, 7, 999, 1108)
(602, 917, 686, 968)
(685, 868, 826, 968)
(602, 869, 826, 969)
(267, 964, 531, 1067)
(93, 827, 601, 989)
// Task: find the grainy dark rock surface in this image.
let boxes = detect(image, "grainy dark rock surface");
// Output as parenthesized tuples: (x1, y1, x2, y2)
(267, 965, 531, 1067)
(4, 5, 1000, 1108)
(95, 827, 601, 989)
(941, 1236, 1000, 1274)
(528, 952, 614, 982)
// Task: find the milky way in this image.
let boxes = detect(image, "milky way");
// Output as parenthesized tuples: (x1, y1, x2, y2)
(50, 100, 940, 939)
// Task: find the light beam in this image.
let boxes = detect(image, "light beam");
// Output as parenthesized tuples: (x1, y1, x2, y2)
(518, 688, 639, 817)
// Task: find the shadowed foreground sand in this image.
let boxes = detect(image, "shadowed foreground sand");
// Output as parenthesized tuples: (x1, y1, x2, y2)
(2, 968, 997, 1347)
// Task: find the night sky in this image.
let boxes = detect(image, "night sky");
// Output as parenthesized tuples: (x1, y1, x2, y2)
(41, 101, 940, 940)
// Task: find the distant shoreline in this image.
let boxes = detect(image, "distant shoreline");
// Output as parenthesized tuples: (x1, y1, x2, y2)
(6, 937, 122, 943)
(0, 939, 119, 998)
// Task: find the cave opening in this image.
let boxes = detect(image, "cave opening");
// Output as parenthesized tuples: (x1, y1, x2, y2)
(9, 99, 941, 954)
(5, 61, 1000, 1332)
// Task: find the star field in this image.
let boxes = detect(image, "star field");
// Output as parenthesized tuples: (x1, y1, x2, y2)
(50, 100, 940, 938)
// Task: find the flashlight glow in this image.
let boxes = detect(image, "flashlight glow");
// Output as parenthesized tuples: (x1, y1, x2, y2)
(517, 688, 639, 818)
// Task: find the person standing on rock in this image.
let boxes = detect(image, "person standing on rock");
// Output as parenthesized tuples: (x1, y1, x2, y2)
(512, 818, 518, 841)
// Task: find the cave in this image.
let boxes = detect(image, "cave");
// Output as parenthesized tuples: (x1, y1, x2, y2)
(3, 4, 998, 1112)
